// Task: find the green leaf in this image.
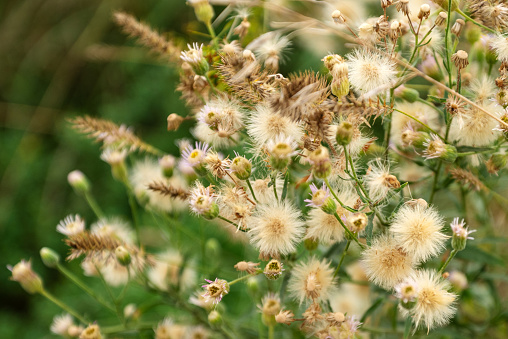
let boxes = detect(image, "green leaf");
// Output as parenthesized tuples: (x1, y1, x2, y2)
(360, 296, 384, 323)
(455, 245, 505, 266)
(281, 171, 290, 201)
(366, 213, 375, 246)
(456, 146, 494, 153)
(427, 95, 446, 104)
(403, 317, 412, 339)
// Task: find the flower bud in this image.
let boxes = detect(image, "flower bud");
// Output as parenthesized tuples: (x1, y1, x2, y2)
(167, 114, 184, 131)
(115, 246, 131, 266)
(246, 276, 260, 295)
(159, 155, 175, 178)
(40, 248, 60, 268)
(486, 154, 507, 174)
(401, 129, 430, 148)
(264, 259, 284, 280)
(331, 77, 350, 98)
(79, 324, 102, 339)
(101, 149, 128, 182)
(190, 0, 214, 24)
(394, 85, 419, 103)
(451, 217, 475, 251)
(208, 310, 222, 328)
(67, 170, 90, 193)
(395, 279, 418, 310)
(336, 121, 354, 145)
(230, 156, 252, 180)
(332, 10, 346, 24)
(205, 238, 221, 259)
(202, 202, 219, 220)
(8, 260, 43, 294)
(312, 159, 332, 179)
(269, 141, 293, 171)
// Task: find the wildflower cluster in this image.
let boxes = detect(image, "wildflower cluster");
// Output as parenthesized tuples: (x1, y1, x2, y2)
(8, 0, 508, 338)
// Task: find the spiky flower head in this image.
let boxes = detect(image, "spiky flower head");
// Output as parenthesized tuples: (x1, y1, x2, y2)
(400, 270, 456, 332)
(275, 309, 295, 325)
(182, 142, 211, 176)
(258, 293, 281, 326)
(304, 183, 336, 214)
(450, 217, 475, 251)
(389, 203, 447, 262)
(180, 43, 208, 74)
(327, 315, 362, 339)
(202, 278, 229, 305)
(79, 324, 102, 339)
(248, 202, 305, 259)
(395, 277, 419, 309)
(8, 259, 44, 294)
(188, 182, 219, 220)
(491, 34, 508, 61)
(346, 49, 396, 98)
(288, 257, 336, 304)
(234, 261, 260, 274)
(264, 259, 284, 280)
(57, 214, 86, 236)
(422, 134, 458, 162)
(228, 153, 252, 180)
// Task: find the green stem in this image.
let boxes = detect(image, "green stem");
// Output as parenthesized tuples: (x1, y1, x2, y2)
(429, 161, 442, 204)
(95, 264, 124, 323)
(83, 191, 104, 218)
(56, 264, 115, 312)
(333, 239, 351, 278)
(455, 8, 497, 34)
(268, 324, 274, 339)
(445, 0, 453, 88)
(324, 178, 357, 213)
(228, 270, 262, 286)
(217, 215, 243, 230)
(126, 187, 141, 246)
(41, 289, 88, 324)
(333, 212, 366, 249)
(439, 249, 458, 274)
(393, 108, 444, 139)
(205, 21, 216, 39)
(246, 179, 258, 202)
(272, 174, 279, 201)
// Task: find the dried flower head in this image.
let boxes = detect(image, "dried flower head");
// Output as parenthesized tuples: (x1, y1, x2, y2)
(364, 160, 400, 203)
(288, 257, 336, 304)
(202, 278, 229, 305)
(248, 201, 305, 259)
(275, 309, 295, 325)
(8, 259, 44, 294)
(389, 203, 447, 262)
(234, 261, 260, 274)
(362, 235, 416, 289)
(264, 259, 284, 280)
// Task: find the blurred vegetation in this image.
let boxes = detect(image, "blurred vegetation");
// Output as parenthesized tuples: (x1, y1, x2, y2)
(2, 0, 508, 338)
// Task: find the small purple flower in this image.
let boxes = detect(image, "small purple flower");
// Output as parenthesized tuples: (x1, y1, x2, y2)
(202, 278, 229, 305)
(450, 217, 475, 240)
(304, 183, 331, 208)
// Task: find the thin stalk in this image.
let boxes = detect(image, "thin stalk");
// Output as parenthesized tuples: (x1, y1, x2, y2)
(246, 179, 258, 202)
(324, 177, 358, 213)
(95, 264, 124, 323)
(439, 249, 458, 274)
(228, 270, 262, 286)
(444, 0, 453, 88)
(127, 190, 141, 246)
(455, 8, 497, 34)
(268, 324, 274, 339)
(83, 191, 104, 218)
(393, 108, 444, 139)
(56, 264, 115, 312)
(218, 215, 241, 229)
(272, 174, 279, 201)
(41, 289, 88, 324)
(333, 239, 351, 278)
(429, 161, 443, 204)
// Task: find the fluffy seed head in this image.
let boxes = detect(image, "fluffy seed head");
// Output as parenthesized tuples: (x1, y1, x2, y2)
(362, 235, 416, 289)
(248, 202, 305, 259)
(288, 257, 337, 304)
(389, 203, 447, 262)
(346, 49, 396, 98)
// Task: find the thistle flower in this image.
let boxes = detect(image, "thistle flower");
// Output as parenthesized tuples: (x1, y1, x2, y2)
(275, 309, 295, 325)
(288, 257, 336, 304)
(180, 43, 208, 74)
(364, 160, 401, 203)
(394, 277, 419, 309)
(304, 183, 336, 214)
(79, 324, 102, 339)
(346, 49, 396, 98)
(202, 278, 229, 305)
(450, 217, 475, 251)
(234, 261, 260, 274)
(400, 270, 456, 332)
(264, 259, 284, 280)
(247, 105, 303, 152)
(362, 235, 416, 289)
(8, 259, 44, 294)
(50, 314, 74, 336)
(422, 134, 458, 162)
(327, 315, 362, 339)
(248, 202, 305, 259)
(491, 34, 508, 61)
(389, 203, 447, 262)
(188, 182, 219, 220)
(57, 214, 85, 236)
(181, 142, 211, 176)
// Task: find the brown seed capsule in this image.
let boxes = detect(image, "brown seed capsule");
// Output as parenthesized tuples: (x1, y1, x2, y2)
(167, 113, 184, 131)
(451, 19, 465, 37)
(452, 50, 469, 69)
(435, 12, 447, 27)
(396, 0, 410, 16)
